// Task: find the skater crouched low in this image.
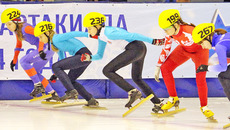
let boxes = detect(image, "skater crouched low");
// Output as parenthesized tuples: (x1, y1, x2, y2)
(34, 21, 99, 106)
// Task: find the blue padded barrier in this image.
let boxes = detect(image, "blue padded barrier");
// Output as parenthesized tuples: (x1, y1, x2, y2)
(0, 78, 226, 100)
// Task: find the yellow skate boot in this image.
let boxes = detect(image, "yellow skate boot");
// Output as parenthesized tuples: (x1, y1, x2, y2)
(200, 106, 217, 122)
(161, 96, 179, 112)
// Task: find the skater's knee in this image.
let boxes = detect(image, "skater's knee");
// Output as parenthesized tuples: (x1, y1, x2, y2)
(132, 75, 142, 84)
(103, 66, 113, 77)
(218, 72, 225, 79)
(19, 57, 29, 67)
(52, 63, 62, 72)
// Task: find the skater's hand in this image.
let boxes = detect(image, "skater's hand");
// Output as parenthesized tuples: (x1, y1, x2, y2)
(10, 60, 16, 72)
(50, 74, 58, 83)
(152, 38, 165, 46)
(196, 64, 208, 73)
(39, 50, 47, 60)
(154, 66, 161, 82)
(81, 53, 91, 62)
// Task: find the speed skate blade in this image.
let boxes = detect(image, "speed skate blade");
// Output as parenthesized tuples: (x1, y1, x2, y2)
(122, 94, 154, 117)
(29, 94, 52, 103)
(207, 116, 218, 123)
(53, 101, 88, 108)
(151, 108, 186, 118)
(223, 123, 230, 129)
(41, 101, 62, 104)
(82, 106, 108, 110)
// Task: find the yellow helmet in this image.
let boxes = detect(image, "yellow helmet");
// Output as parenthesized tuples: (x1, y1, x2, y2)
(1, 8, 21, 23)
(192, 23, 215, 43)
(34, 21, 55, 37)
(83, 12, 106, 27)
(158, 9, 180, 29)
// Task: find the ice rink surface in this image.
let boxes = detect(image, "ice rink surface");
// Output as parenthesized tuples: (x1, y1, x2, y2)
(0, 98, 229, 130)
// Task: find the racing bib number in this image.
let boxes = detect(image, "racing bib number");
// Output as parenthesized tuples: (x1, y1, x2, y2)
(198, 26, 213, 38)
(7, 11, 21, 20)
(167, 13, 179, 24)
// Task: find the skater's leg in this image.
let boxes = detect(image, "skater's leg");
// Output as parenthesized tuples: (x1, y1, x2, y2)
(52, 54, 89, 91)
(68, 65, 93, 101)
(102, 41, 144, 92)
(20, 50, 42, 84)
(130, 42, 160, 104)
(218, 66, 230, 101)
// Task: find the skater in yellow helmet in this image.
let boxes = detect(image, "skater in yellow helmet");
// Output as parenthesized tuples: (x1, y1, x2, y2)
(1, 8, 59, 101)
(193, 23, 230, 120)
(35, 21, 99, 106)
(156, 9, 215, 120)
(82, 12, 165, 112)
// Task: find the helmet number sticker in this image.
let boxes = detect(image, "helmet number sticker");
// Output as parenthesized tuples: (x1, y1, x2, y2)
(167, 13, 179, 24)
(39, 24, 53, 32)
(90, 17, 105, 25)
(198, 26, 213, 38)
(7, 11, 21, 20)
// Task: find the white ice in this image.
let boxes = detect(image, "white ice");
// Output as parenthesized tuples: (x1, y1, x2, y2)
(0, 98, 229, 130)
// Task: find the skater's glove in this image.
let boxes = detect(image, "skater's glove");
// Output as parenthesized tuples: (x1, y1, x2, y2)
(50, 74, 58, 83)
(39, 50, 47, 60)
(154, 66, 161, 82)
(10, 60, 16, 72)
(81, 53, 91, 62)
(196, 64, 208, 73)
(152, 38, 165, 46)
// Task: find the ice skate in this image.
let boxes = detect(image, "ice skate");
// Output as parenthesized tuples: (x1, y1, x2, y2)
(200, 106, 217, 122)
(152, 101, 164, 113)
(29, 82, 45, 97)
(125, 89, 142, 108)
(82, 98, 107, 110)
(41, 92, 61, 104)
(161, 96, 180, 112)
(60, 89, 78, 102)
(86, 98, 99, 107)
(152, 96, 186, 117)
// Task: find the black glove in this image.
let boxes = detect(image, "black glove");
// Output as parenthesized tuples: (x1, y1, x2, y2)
(152, 38, 165, 46)
(10, 60, 16, 72)
(39, 50, 47, 60)
(50, 74, 58, 83)
(196, 64, 208, 73)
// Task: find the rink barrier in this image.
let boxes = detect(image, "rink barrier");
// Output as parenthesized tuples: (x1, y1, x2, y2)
(0, 78, 225, 100)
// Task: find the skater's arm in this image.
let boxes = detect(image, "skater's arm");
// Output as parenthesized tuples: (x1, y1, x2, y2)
(12, 35, 22, 64)
(91, 39, 107, 61)
(105, 28, 154, 44)
(156, 37, 172, 66)
(57, 50, 66, 60)
(208, 45, 228, 72)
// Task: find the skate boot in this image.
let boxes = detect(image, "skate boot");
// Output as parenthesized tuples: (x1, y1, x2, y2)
(152, 101, 164, 113)
(125, 89, 142, 108)
(60, 89, 78, 102)
(161, 96, 179, 112)
(200, 106, 214, 119)
(46, 92, 60, 102)
(29, 82, 45, 97)
(86, 98, 99, 107)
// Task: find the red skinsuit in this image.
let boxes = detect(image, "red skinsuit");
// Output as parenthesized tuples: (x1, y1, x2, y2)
(157, 25, 209, 107)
